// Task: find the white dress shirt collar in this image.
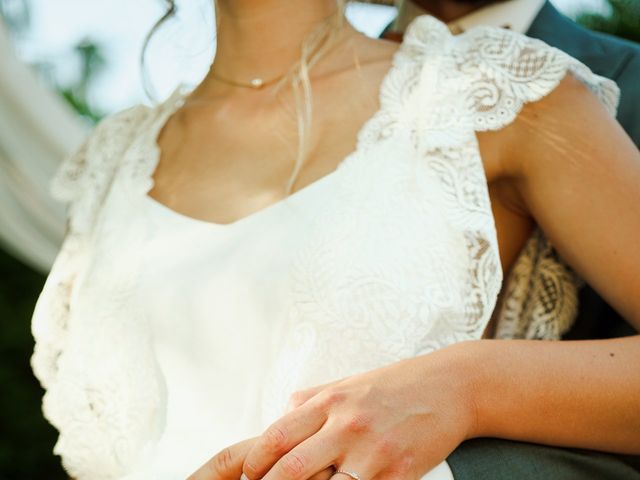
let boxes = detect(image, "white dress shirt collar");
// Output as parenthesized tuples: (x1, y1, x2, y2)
(449, 0, 546, 34)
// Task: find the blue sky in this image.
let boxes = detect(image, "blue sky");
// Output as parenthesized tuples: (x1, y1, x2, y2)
(10, 0, 610, 114)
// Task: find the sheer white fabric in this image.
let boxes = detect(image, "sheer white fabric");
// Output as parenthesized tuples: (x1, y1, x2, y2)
(30, 15, 619, 480)
(0, 19, 87, 272)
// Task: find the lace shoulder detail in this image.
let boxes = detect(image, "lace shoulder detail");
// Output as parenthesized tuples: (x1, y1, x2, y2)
(450, 23, 620, 130)
(31, 86, 196, 479)
(440, 22, 621, 339)
(49, 104, 153, 235)
(398, 17, 620, 340)
(31, 102, 165, 479)
(34, 104, 153, 388)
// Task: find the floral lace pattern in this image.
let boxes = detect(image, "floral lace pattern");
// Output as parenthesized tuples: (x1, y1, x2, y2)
(30, 15, 619, 479)
(31, 105, 170, 479)
(450, 24, 618, 340)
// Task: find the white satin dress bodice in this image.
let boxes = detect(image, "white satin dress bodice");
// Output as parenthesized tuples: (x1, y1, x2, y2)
(30, 14, 618, 480)
(128, 172, 348, 477)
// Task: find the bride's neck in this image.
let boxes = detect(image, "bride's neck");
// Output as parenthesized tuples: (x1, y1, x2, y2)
(202, 0, 348, 92)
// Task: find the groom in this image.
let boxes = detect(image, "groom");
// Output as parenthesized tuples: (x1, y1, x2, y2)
(381, 0, 640, 479)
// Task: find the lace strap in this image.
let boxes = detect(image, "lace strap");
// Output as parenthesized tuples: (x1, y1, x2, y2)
(451, 24, 619, 131)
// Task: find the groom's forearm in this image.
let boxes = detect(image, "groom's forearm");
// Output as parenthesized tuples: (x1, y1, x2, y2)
(450, 336, 640, 454)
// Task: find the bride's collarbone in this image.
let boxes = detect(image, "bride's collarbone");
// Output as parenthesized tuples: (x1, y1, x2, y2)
(150, 79, 391, 220)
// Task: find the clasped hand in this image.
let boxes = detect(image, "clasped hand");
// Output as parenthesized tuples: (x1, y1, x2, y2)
(187, 346, 476, 480)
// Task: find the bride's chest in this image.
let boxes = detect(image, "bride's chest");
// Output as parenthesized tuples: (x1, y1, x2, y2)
(84, 130, 502, 378)
(94, 128, 502, 321)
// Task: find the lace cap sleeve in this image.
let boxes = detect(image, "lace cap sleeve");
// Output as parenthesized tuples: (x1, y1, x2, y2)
(49, 104, 152, 236)
(450, 24, 620, 131)
(32, 103, 151, 390)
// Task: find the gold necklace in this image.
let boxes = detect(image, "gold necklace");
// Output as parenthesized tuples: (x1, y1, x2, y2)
(209, 71, 287, 90)
(208, 19, 352, 90)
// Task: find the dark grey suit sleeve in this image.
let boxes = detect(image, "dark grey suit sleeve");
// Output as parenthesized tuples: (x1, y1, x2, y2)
(447, 438, 640, 480)
(612, 47, 640, 148)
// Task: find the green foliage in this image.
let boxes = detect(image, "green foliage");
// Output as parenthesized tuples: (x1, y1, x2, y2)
(1, 0, 106, 124)
(577, 0, 640, 43)
(57, 38, 107, 123)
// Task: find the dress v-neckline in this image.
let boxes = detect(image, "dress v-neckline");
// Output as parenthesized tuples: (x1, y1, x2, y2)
(141, 165, 336, 230)
(139, 23, 416, 230)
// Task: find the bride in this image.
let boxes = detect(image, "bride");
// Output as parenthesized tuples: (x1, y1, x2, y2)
(30, 0, 640, 479)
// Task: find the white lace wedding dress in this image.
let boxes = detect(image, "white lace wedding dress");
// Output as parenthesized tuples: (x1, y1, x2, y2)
(30, 14, 618, 480)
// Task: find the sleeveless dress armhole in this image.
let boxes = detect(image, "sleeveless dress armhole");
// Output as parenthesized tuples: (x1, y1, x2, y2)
(444, 23, 621, 339)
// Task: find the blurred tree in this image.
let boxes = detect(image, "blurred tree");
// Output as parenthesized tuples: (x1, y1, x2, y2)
(1, 0, 106, 123)
(577, 0, 640, 43)
(58, 38, 107, 123)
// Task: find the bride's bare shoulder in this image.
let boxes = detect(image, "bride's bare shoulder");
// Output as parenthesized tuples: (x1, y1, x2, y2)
(490, 72, 620, 178)
(483, 70, 640, 327)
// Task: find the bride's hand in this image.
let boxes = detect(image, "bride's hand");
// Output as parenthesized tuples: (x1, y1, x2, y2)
(202, 343, 477, 480)
(186, 436, 336, 480)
